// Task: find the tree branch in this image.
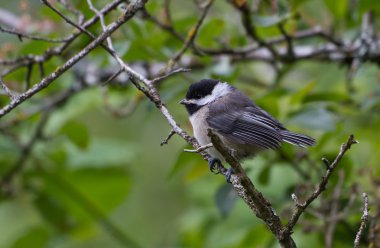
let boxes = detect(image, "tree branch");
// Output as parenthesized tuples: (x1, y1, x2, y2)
(283, 135, 359, 236)
(0, 0, 147, 118)
(354, 192, 369, 248)
(207, 129, 296, 248)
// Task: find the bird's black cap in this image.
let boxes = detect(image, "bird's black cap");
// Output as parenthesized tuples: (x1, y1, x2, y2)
(186, 79, 219, 100)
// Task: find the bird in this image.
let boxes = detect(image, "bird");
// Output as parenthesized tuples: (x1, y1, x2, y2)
(180, 79, 315, 182)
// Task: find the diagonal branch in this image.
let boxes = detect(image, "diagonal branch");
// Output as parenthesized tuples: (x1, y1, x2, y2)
(0, 0, 147, 118)
(0, 0, 125, 70)
(207, 129, 296, 248)
(283, 135, 359, 236)
(0, 25, 70, 43)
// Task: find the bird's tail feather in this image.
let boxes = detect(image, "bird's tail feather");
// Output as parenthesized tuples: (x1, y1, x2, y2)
(280, 130, 316, 147)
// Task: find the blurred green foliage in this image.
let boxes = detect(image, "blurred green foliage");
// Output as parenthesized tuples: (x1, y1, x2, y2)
(1, 0, 380, 247)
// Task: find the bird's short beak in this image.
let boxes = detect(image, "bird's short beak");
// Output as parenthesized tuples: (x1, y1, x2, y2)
(179, 99, 189, 105)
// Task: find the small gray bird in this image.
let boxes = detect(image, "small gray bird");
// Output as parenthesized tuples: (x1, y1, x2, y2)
(180, 79, 315, 181)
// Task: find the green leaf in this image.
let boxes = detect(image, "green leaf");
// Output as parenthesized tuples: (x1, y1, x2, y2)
(34, 193, 74, 232)
(290, 81, 316, 104)
(324, 0, 348, 19)
(63, 167, 131, 213)
(215, 183, 238, 218)
(289, 0, 310, 9)
(66, 138, 135, 169)
(253, 13, 297, 27)
(256, 89, 289, 118)
(240, 226, 271, 247)
(358, 0, 380, 16)
(11, 227, 49, 248)
(198, 19, 225, 46)
(47, 89, 101, 134)
(258, 164, 271, 185)
(35, 167, 131, 224)
(59, 121, 90, 150)
(46, 147, 67, 168)
(169, 147, 205, 179)
(289, 106, 338, 131)
(303, 93, 350, 103)
(361, 97, 380, 111)
(0, 199, 41, 248)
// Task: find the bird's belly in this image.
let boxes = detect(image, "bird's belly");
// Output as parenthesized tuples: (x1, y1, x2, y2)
(189, 110, 223, 160)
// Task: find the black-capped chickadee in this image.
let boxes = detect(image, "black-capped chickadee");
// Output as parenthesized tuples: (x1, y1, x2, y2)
(180, 79, 315, 181)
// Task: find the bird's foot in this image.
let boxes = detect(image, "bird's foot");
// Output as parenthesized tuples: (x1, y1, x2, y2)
(226, 167, 234, 183)
(208, 158, 224, 174)
(208, 158, 234, 183)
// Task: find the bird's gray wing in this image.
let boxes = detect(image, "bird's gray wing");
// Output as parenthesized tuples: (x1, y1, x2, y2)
(206, 95, 283, 150)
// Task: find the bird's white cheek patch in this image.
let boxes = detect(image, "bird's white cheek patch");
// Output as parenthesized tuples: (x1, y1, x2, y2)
(194, 94, 216, 105)
(193, 82, 231, 106)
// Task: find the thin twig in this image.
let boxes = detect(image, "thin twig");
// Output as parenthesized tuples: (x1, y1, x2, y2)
(229, 0, 279, 59)
(325, 170, 345, 248)
(41, 0, 113, 54)
(0, 68, 98, 130)
(101, 87, 141, 118)
(160, 129, 176, 146)
(278, 22, 294, 58)
(86, 0, 115, 51)
(0, 111, 50, 191)
(25, 63, 33, 90)
(0, 0, 125, 70)
(0, 77, 17, 101)
(167, 0, 215, 71)
(101, 68, 124, 86)
(150, 68, 191, 84)
(38, 62, 45, 79)
(0, 1, 147, 118)
(354, 193, 369, 248)
(0, 25, 70, 43)
(141, 5, 184, 42)
(58, 0, 85, 24)
(184, 143, 213, 153)
(283, 135, 359, 236)
(57, 1, 197, 148)
(346, 11, 374, 93)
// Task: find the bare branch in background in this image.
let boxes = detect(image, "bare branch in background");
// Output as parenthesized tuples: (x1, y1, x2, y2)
(228, 0, 279, 59)
(57, 0, 85, 24)
(160, 129, 176, 146)
(0, 0, 147, 117)
(166, 0, 214, 71)
(0, 25, 70, 43)
(324, 170, 345, 248)
(354, 193, 369, 248)
(283, 135, 358, 236)
(0, 111, 50, 193)
(0, 77, 17, 101)
(0, 0, 125, 73)
(150, 68, 191, 84)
